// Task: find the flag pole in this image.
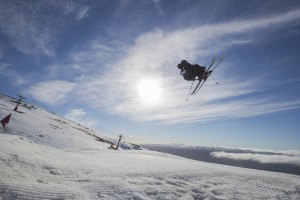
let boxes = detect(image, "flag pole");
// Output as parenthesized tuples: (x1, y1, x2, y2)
(4, 123, 7, 134)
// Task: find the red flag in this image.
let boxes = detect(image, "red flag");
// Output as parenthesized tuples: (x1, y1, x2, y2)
(1, 114, 11, 128)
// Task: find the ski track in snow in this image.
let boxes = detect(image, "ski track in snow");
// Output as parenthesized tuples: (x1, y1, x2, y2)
(1, 136, 299, 200)
(1, 94, 300, 200)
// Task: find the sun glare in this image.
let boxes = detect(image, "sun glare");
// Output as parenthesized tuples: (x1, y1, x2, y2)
(138, 79, 162, 103)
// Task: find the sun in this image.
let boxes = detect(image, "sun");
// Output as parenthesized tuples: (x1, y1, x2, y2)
(138, 79, 162, 103)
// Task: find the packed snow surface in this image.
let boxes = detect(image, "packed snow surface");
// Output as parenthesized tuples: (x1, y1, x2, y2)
(0, 94, 300, 199)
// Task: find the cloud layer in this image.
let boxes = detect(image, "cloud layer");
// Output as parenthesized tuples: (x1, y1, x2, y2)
(7, 3, 299, 125)
(64, 108, 98, 128)
(211, 151, 300, 167)
(71, 9, 300, 124)
(27, 80, 76, 106)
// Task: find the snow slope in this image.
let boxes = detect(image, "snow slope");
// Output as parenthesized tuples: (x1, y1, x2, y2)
(0, 94, 111, 150)
(1, 94, 300, 199)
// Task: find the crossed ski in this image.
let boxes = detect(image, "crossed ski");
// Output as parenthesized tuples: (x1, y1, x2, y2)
(190, 56, 223, 95)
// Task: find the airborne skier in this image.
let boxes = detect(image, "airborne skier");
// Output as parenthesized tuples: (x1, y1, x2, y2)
(177, 60, 211, 82)
(177, 56, 223, 98)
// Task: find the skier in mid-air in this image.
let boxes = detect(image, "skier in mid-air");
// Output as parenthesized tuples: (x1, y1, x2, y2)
(177, 57, 223, 97)
(177, 60, 210, 82)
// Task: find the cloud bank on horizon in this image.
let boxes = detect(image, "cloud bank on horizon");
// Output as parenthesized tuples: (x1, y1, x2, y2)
(211, 151, 300, 167)
(1, 1, 300, 125)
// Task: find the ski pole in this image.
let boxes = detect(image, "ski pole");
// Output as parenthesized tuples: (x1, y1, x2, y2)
(210, 75, 219, 85)
(186, 80, 195, 101)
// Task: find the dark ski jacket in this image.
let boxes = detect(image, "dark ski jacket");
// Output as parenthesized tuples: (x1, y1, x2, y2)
(178, 60, 206, 81)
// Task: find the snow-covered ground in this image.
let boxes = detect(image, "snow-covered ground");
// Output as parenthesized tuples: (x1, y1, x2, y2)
(1, 94, 300, 199)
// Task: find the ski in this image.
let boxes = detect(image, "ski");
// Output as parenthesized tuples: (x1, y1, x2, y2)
(211, 55, 223, 72)
(191, 79, 205, 95)
(207, 58, 216, 70)
(190, 56, 223, 95)
(188, 58, 215, 96)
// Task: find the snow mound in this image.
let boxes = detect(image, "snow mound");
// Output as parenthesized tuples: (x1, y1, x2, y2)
(1, 134, 300, 199)
(1, 94, 300, 199)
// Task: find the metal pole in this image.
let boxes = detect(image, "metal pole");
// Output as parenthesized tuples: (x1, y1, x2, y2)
(210, 75, 219, 85)
(3, 123, 8, 134)
(116, 134, 123, 150)
(14, 95, 25, 111)
(186, 80, 195, 101)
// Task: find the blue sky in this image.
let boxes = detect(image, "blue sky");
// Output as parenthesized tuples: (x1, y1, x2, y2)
(1, 0, 300, 150)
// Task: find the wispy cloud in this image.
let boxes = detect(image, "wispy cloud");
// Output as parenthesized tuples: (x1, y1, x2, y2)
(65, 108, 98, 128)
(0, 1, 90, 57)
(69, 9, 300, 124)
(0, 49, 3, 59)
(76, 6, 90, 21)
(0, 64, 28, 86)
(27, 80, 76, 106)
(211, 151, 300, 167)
